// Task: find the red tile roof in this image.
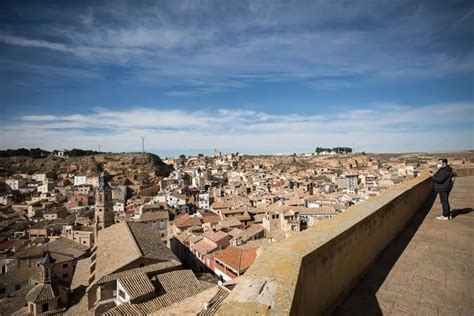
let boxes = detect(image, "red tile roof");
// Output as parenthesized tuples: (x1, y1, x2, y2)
(200, 212, 221, 224)
(191, 239, 218, 256)
(173, 214, 202, 229)
(202, 231, 229, 243)
(214, 246, 258, 274)
(0, 240, 15, 251)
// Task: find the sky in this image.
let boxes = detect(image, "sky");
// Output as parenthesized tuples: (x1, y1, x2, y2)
(0, 0, 473, 157)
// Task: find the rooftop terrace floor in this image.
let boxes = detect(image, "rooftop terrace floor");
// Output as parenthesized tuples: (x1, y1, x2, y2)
(337, 176, 474, 316)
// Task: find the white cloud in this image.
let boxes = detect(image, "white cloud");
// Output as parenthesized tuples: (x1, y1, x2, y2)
(1, 102, 473, 154)
(0, 35, 70, 52)
(1, 1, 472, 93)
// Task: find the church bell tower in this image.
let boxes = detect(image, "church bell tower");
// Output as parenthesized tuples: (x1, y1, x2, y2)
(94, 171, 114, 231)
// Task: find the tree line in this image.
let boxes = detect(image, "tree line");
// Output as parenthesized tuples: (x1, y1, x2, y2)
(0, 148, 50, 158)
(315, 147, 353, 154)
(0, 148, 103, 158)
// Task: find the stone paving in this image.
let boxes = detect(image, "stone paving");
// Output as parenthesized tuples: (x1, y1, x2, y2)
(337, 176, 474, 316)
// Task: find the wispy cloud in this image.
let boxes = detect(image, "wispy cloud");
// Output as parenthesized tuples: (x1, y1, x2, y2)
(0, 35, 70, 52)
(0, 1, 472, 156)
(460, 8, 474, 22)
(1, 1, 472, 93)
(1, 102, 472, 153)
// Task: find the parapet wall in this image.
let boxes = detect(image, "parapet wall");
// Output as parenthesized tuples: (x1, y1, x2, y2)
(454, 167, 474, 177)
(217, 173, 435, 315)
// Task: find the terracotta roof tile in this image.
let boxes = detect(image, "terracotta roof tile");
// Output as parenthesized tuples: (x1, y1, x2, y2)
(70, 257, 90, 291)
(94, 222, 142, 282)
(127, 222, 178, 262)
(240, 225, 264, 242)
(0, 266, 42, 287)
(118, 272, 155, 300)
(202, 231, 229, 243)
(25, 284, 58, 303)
(103, 270, 214, 315)
(217, 218, 242, 229)
(136, 210, 168, 222)
(214, 246, 258, 274)
(96, 261, 180, 285)
(191, 239, 218, 256)
(94, 222, 178, 284)
(200, 213, 221, 224)
(173, 214, 202, 228)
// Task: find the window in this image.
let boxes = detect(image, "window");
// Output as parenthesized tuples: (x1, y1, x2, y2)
(62, 263, 68, 268)
(42, 303, 48, 312)
(118, 290, 126, 299)
(15, 284, 21, 291)
(62, 273, 68, 278)
(0, 287, 5, 294)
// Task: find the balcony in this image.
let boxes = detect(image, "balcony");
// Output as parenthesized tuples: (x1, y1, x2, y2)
(215, 260, 238, 280)
(217, 169, 473, 315)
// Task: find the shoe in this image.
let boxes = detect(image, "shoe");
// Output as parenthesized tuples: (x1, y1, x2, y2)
(435, 216, 450, 221)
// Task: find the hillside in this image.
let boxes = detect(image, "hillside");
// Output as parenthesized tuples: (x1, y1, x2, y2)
(238, 151, 474, 173)
(0, 152, 174, 177)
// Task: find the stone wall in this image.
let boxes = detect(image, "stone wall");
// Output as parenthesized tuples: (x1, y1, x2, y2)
(217, 173, 435, 315)
(454, 167, 474, 177)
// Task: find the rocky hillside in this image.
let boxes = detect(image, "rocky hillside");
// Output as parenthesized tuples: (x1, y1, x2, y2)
(0, 153, 174, 177)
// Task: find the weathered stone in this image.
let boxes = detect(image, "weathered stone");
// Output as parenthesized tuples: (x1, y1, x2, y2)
(219, 172, 438, 315)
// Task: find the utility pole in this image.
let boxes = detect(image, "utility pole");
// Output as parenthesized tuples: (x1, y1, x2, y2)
(98, 144, 101, 153)
(353, 141, 356, 154)
(141, 137, 145, 153)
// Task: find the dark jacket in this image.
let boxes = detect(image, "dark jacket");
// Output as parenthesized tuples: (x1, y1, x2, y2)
(432, 165, 454, 192)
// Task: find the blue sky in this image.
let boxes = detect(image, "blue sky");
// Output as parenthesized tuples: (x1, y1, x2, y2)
(0, 0, 473, 156)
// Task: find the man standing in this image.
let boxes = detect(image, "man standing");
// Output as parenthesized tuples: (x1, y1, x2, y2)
(430, 158, 455, 220)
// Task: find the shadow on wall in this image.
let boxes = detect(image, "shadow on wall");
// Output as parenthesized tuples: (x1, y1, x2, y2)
(334, 191, 437, 316)
(68, 285, 86, 310)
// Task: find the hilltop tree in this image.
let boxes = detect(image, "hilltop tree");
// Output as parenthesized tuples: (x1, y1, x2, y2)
(332, 147, 353, 154)
(315, 147, 353, 154)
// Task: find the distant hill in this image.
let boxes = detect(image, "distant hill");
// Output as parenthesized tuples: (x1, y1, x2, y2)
(238, 151, 474, 173)
(0, 152, 174, 177)
(0, 148, 104, 158)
